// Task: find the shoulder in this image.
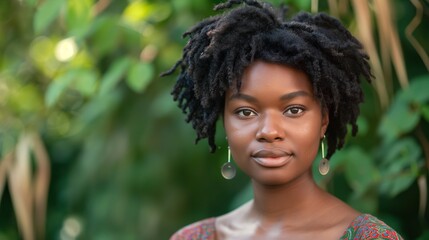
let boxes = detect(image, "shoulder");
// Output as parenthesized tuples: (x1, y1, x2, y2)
(170, 218, 216, 240)
(341, 214, 403, 240)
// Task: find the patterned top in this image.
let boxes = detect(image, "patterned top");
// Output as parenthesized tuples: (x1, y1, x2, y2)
(170, 214, 403, 240)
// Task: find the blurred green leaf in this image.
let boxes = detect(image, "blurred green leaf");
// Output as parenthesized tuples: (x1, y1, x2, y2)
(75, 90, 122, 131)
(378, 95, 419, 143)
(34, 0, 66, 34)
(422, 104, 429, 122)
(126, 62, 154, 93)
(344, 147, 379, 195)
(45, 71, 75, 107)
(122, 2, 172, 24)
(378, 75, 429, 143)
(99, 57, 132, 96)
(45, 69, 98, 107)
(348, 191, 378, 214)
(379, 171, 416, 197)
(24, 0, 37, 7)
(66, 0, 93, 37)
(378, 138, 420, 197)
(7, 84, 44, 114)
(73, 69, 98, 97)
(402, 75, 429, 103)
(89, 17, 121, 57)
(381, 138, 421, 170)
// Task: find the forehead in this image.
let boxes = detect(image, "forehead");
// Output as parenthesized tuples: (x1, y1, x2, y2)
(236, 61, 314, 95)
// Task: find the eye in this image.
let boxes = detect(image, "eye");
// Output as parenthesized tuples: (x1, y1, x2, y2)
(284, 106, 304, 116)
(236, 109, 257, 118)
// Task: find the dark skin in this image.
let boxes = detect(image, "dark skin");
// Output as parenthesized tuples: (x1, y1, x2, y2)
(217, 61, 359, 239)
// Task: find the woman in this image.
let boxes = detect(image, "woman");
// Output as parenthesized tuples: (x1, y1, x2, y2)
(162, 0, 403, 239)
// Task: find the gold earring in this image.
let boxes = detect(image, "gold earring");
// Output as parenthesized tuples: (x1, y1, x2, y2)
(221, 146, 236, 179)
(318, 135, 330, 175)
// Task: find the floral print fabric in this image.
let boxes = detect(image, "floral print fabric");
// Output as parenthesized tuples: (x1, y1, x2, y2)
(170, 214, 403, 240)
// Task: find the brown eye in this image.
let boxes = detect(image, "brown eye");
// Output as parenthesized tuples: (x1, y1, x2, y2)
(285, 106, 304, 116)
(237, 109, 257, 117)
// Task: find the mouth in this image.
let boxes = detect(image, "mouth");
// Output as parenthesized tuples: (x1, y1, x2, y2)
(251, 149, 292, 168)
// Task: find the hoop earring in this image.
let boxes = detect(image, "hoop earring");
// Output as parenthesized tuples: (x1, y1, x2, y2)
(221, 146, 236, 180)
(318, 136, 330, 175)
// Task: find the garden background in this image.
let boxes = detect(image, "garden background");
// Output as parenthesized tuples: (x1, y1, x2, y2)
(0, 0, 429, 239)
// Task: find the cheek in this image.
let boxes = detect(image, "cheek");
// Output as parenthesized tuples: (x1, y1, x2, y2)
(224, 116, 254, 163)
(224, 113, 255, 139)
(291, 122, 322, 159)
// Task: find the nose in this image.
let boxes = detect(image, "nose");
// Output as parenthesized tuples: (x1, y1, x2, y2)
(256, 111, 285, 142)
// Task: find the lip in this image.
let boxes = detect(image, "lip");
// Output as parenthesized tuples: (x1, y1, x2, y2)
(251, 149, 292, 168)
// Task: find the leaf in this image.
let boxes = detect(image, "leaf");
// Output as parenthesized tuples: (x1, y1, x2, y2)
(381, 138, 421, 170)
(422, 104, 429, 122)
(379, 170, 416, 197)
(122, 2, 172, 26)
(348, 191, 378, 214)
(378, 95, 420, 143)
(378, 75, 429, 143)
(126, 62, 154, 93)
(402, 75, 429, 103)
(24, 0, 37, 7)
(344, 147, 379, 195)
(34, 0, 66, 34)
(45, 71, 75, 108)
(72, 69, 98, 97)
(378, 138, 420, 197)
(76, 90, 122, 129)
(8, 84, 44, 114)
(89, 16, 120, 57)
(66, 0, 93, 37)
(99, 57, 132, 96)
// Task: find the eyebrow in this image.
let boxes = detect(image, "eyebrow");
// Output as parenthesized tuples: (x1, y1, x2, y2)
(228, 91, 312, 102)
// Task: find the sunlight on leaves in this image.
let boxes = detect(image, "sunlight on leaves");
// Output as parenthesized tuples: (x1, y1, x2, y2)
(123, 2, 172, 24)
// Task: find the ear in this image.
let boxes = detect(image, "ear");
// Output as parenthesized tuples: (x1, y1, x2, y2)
(321, 109, 329, 138)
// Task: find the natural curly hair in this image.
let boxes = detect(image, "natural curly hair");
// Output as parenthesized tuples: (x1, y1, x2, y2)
(162, 0, 372, 160)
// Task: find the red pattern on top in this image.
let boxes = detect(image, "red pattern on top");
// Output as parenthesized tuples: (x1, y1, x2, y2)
(170, 214, 403, 240)
(170, 218, 216, 240)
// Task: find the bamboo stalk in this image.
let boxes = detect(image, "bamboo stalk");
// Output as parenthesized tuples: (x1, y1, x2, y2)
(0, 152, 13, 206)
(406, 0, 429, 71)
(31, 132, 50, 240)
(312, 0, 319, 13)
(351, 0, 389, 108)
(376, 0, 409, 89)
(328, 0, 339, 18)
(374, 0, 393, 94)
(8, 134, 34, 240)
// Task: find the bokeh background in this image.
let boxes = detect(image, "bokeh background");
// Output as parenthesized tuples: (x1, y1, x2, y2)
(0, 0, 428, 239)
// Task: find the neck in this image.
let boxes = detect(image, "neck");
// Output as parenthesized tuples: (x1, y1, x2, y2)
(250, 172, 325, 223)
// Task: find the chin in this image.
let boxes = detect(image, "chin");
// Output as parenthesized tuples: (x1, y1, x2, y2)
(251, 171, 295, 186)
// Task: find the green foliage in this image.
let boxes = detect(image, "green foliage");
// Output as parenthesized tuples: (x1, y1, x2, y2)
(34, 0, 66, 34)
(0, 0, 428, 239)
(379, 75, 429, 143)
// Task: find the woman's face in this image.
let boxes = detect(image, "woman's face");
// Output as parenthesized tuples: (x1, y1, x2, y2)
(224, 61, 329, 186)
